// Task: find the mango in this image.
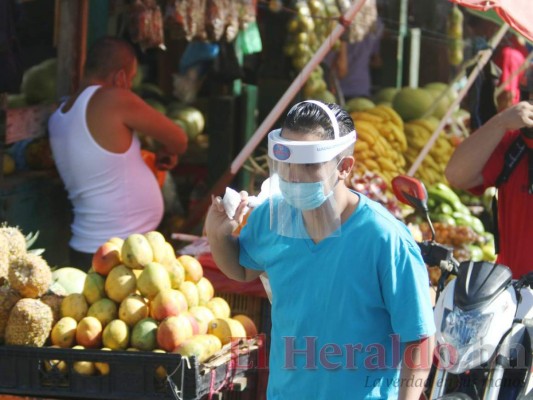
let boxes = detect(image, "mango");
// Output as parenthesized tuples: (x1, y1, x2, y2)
(76, 316, 103, 348)
(137, 262, 171, 300)
(105, 265, 137, 303)
(121, 233, 153, 269)
(51, 317, 77, 348)
(156, 314, 193, 352)
(119, 294, 149, 327)
(102, 319, 130, 350)
(144, 231, 168, 264)
(87, 298, 118, 327)
(150, 288, 188, 321)
(131, 318, 158, 351)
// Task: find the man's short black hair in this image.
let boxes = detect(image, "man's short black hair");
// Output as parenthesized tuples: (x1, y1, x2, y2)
(84, 37, 136, 79)
(282, 101, 355, 140)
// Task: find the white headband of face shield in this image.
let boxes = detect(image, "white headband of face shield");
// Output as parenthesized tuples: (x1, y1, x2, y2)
(267, 100, 357, 164)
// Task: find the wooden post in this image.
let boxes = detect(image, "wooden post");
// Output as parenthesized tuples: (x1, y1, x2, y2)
(56, 0, 89, 99)
(0, 93, 6, 185)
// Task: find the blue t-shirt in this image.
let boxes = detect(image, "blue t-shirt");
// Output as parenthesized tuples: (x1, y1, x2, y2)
(239, 193, 435, 399)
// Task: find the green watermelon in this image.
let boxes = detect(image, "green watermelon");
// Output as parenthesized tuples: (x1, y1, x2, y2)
(21, 58, 58, 105)
(51, 267, 87, 295)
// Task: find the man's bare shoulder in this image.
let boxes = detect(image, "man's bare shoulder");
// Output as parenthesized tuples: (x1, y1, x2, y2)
(91, 86, 139, 106)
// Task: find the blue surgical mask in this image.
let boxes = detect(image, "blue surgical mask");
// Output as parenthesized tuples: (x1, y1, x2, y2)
(278, 179, 332, 210)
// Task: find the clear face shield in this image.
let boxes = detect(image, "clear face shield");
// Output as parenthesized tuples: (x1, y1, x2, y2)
(266, 101, 356, 240)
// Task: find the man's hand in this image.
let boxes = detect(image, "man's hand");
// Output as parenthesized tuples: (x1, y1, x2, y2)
(155, 148, 178, 170)
(205, 193, 249, 239)
(497, 100, 533, 132)
(205, 194, 261, 283)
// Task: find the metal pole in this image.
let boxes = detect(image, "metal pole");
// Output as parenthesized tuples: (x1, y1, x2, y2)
(396, 0, 408, 88)
(409, 27, 421, 88)
(407, 24, 509, 177)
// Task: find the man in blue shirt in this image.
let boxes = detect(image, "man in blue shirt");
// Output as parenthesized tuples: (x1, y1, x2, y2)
(205, 100, 435, 399)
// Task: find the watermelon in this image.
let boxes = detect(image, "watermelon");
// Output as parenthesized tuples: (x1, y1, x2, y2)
(21, 58, 58, 105)
(51, 267, 87, 295)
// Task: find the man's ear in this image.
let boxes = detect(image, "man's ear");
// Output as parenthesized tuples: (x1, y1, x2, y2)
(338, 156, 354, 180)
(113, 69, 126, 88)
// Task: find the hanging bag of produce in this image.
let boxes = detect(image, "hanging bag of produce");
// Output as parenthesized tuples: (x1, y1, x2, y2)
(128, 0, 165, 51)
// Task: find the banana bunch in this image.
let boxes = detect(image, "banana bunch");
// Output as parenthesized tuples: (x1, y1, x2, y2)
(350, 105, 407, 187)
(284, 1, 339, 70)
(403, 118, 455, 186)
(447, 5, 464, 66)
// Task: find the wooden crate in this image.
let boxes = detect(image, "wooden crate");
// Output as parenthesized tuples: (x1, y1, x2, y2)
(215, 292, 268, 335)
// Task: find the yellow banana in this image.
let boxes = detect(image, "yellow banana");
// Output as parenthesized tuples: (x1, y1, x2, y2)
(354, 120, 380, 140)
(397, 155, 406, 168)
(355, 141, 369, 152)
(375, 105, 403, 129)
(409, 135, 428, 149)
(409, 119, 438, 136)
(378, 157, 397, 172)
(362, 159, 380, 171)
(352, 111, 384, 125)
(364, 107, 391, 123)
(426, 155, 440, 171)
(356, 150, 372, 160)
(404, 124, 429, 142)
(388, 123, 407, 152)
(372, 140, 387, 157)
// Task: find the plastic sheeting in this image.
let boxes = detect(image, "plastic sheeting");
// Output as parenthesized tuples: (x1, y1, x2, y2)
(451, 0, 533, 42)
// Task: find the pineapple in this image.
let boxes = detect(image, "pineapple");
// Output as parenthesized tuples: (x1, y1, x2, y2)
(0, 286, 21, 344)
(5, 298, 53, 347)
(0, 224, 27, 261)
(41, 292, 65, 324)
(9, 253, 52, 298)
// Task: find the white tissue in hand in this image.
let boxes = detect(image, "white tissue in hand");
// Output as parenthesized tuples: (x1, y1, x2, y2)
(247, 178, 272, 207)
(222, 178, 273, 219)
(222, 187, 243, 219)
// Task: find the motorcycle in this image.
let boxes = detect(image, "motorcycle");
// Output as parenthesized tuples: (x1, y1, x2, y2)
(391, 175, 533, 400)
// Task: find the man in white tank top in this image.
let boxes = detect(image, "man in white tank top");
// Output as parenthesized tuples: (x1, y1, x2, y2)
(48, 37, 188, 271)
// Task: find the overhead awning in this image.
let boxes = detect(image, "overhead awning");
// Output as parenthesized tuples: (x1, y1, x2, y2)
(450, 0, 533, 42)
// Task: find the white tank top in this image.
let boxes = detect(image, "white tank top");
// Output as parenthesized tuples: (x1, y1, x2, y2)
(48, 85, 164, 253)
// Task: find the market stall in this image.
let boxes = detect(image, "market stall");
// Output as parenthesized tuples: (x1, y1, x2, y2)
(1, 1, 269, 399)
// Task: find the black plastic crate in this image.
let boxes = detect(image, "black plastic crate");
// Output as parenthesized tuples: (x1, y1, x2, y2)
(0, 344, 258, 400)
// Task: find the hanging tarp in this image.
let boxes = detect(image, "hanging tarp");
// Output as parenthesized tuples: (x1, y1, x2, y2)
(450, 0, 533, 42)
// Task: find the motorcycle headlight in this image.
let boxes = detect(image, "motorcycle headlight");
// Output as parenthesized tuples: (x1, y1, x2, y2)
(439, 307, 494, 372)
(442, 308, 493, 349)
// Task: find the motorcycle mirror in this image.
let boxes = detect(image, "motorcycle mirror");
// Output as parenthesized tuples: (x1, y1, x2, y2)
(391, 175, 429, 212)
(391, 175, 435, 241)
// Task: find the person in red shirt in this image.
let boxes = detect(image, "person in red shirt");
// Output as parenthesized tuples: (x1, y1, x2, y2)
(493, 34, 529, 112)
(445, 73, 533, 278)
